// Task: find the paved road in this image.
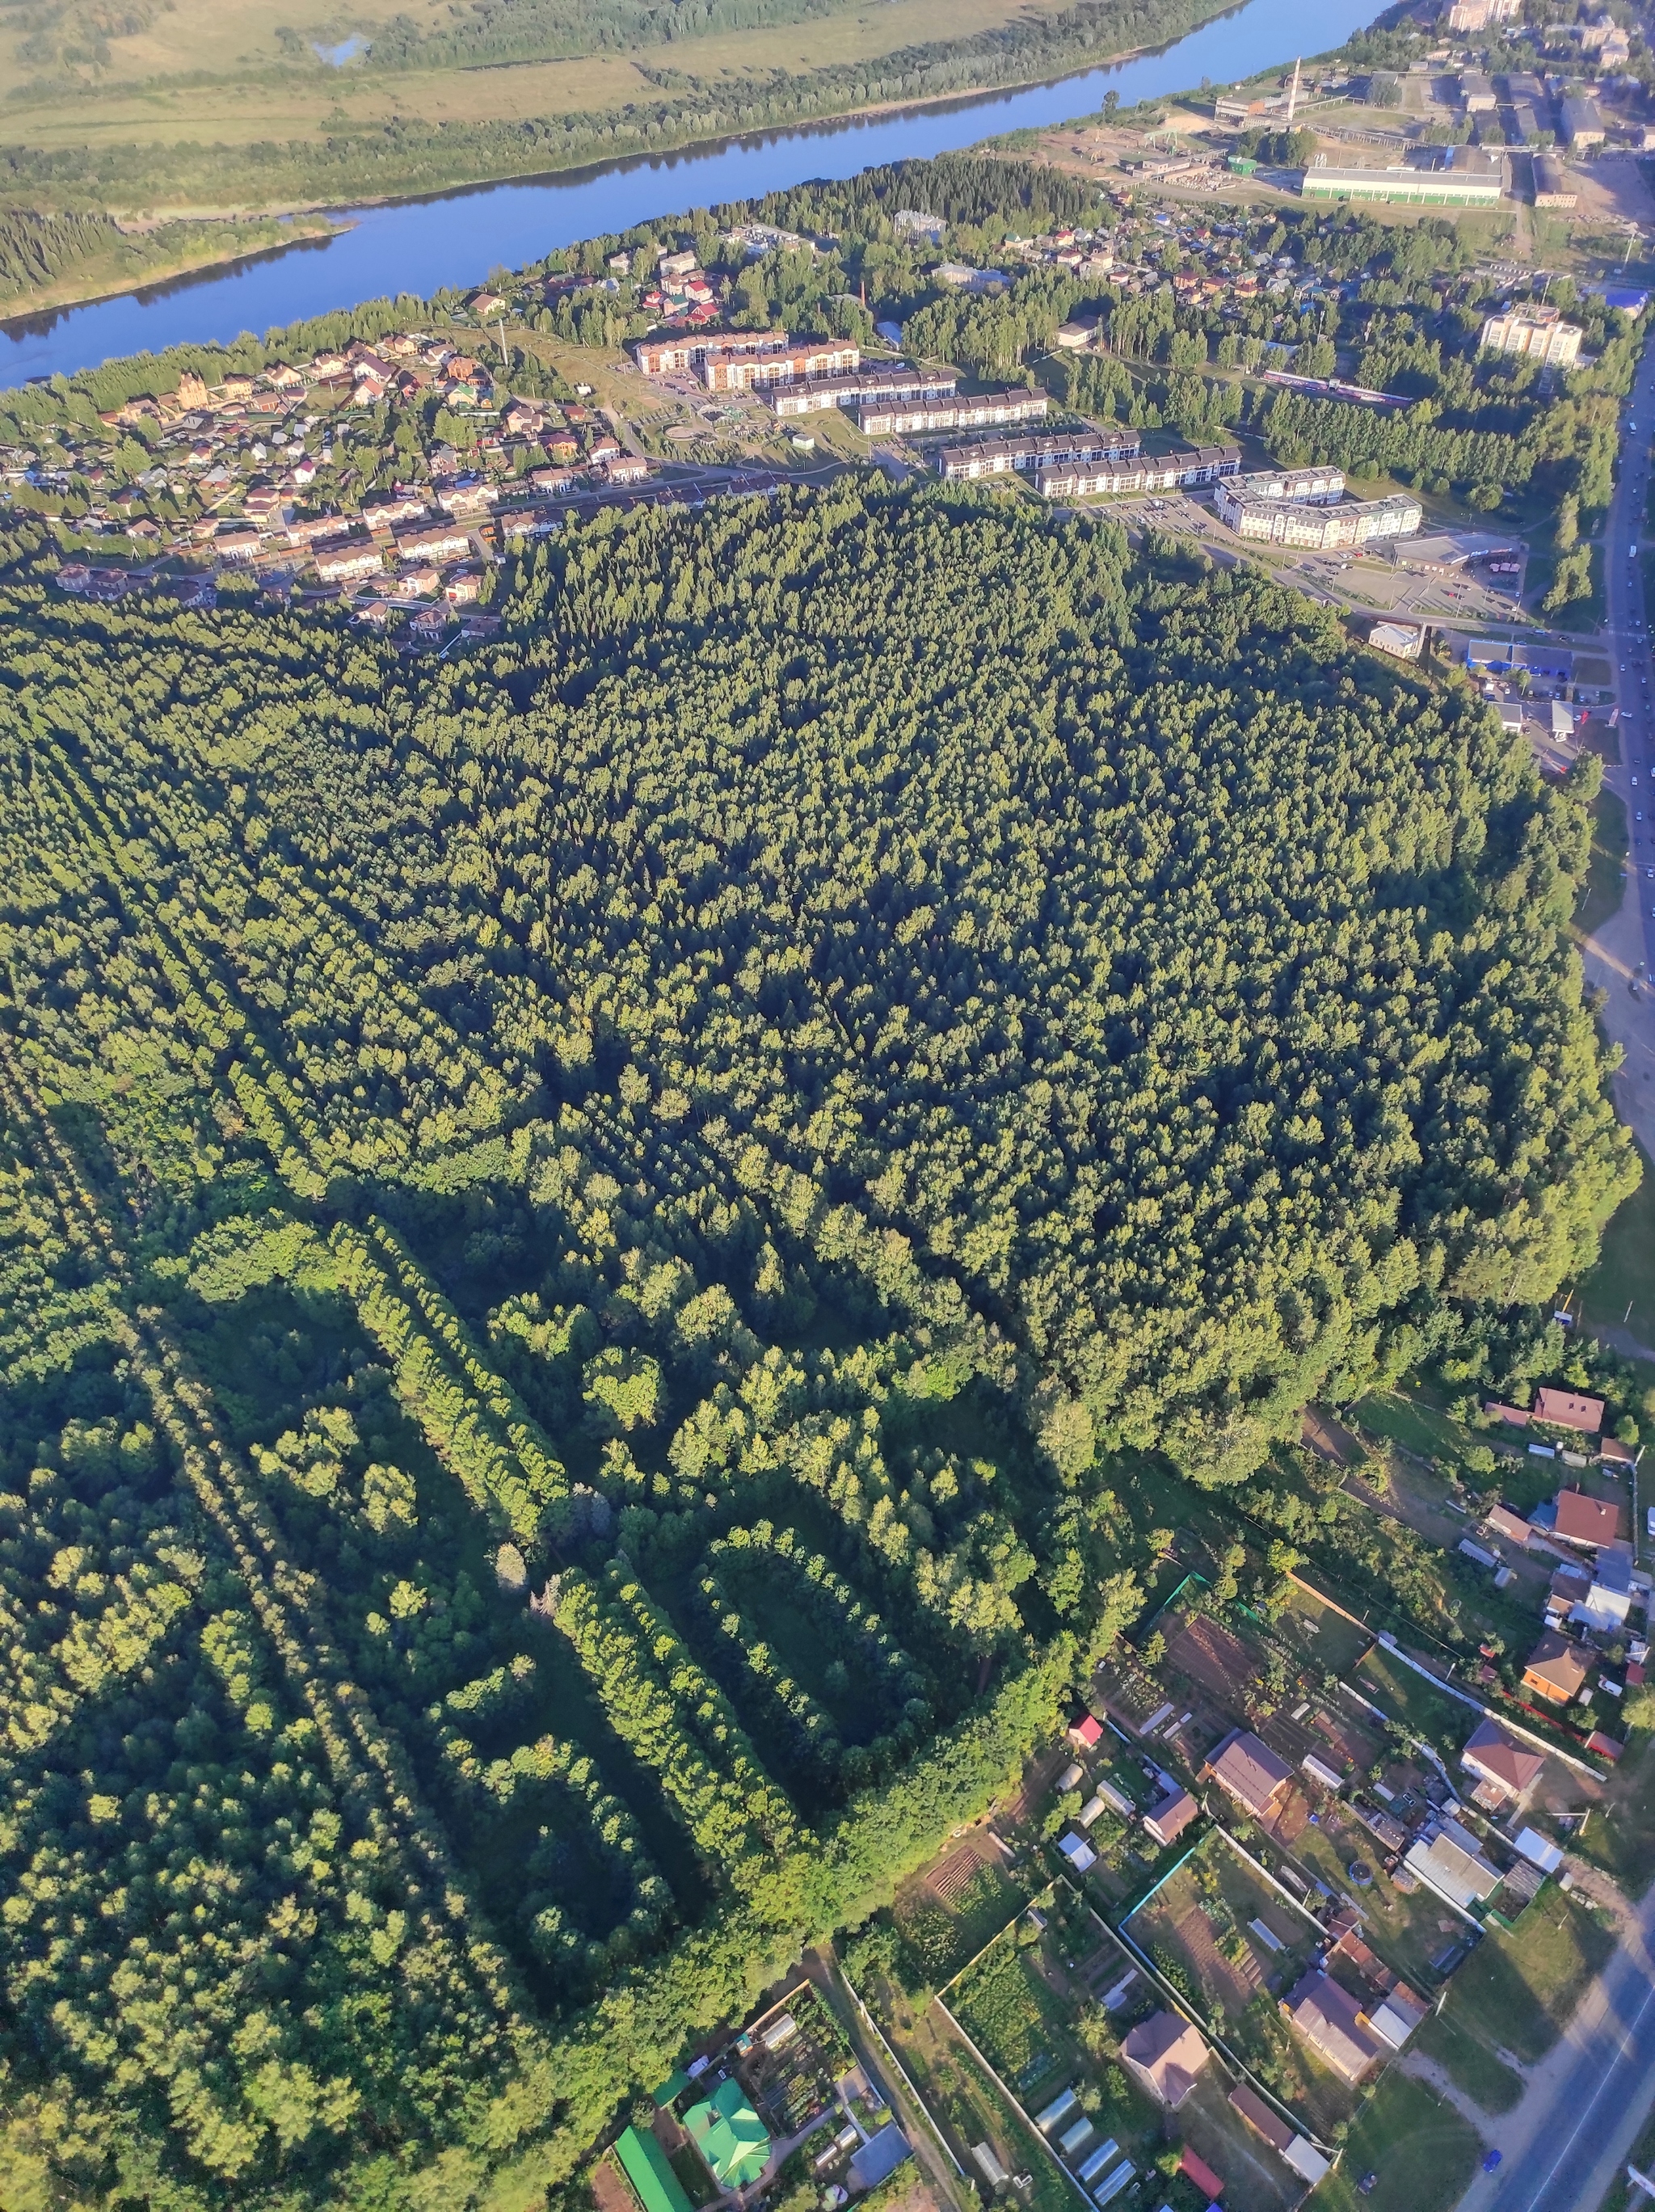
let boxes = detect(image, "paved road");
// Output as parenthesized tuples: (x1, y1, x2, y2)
(1452, 346, 1655, 2212)
(1603, 339, 1655, 993)
(1453, 1879, 1655, 2212)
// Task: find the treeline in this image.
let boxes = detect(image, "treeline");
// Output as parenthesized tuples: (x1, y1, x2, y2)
(0, 0, 1229, 213)
(0, 204, 335, 308)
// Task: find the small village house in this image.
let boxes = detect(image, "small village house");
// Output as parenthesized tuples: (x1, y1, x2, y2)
(1119, 2012, 1211, 2108)
(1201, 1729, 1294, 1821)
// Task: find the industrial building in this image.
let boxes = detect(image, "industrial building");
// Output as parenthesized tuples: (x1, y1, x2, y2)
(1300, 152, 1505, 206)
(1480, 303, 1584, 368)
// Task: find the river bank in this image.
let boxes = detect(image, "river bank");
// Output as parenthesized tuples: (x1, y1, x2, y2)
(0, 215, 342, 327)
(0, 0, 1381, 381)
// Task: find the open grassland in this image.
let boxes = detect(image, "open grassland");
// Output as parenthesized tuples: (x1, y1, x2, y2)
(1577, 1137, 1655, 1338)
(1308, 2072, 1483, 2212)
(1445, 1894, 1616, 2067)
(1572, 1705, 1655, 1898)
(1574, 787, 1631, 942)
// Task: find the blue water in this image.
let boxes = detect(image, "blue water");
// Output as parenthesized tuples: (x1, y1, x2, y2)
(0, 0, 1378, 384)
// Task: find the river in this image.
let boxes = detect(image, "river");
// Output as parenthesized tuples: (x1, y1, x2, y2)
(0, 0, 1379, 385)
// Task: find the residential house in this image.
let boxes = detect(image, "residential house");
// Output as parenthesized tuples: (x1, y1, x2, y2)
(1523, 1628, 1594, 1704)
(1554, 1490, 1621, 1549)
(1201, 1730, 1295, 1821)
(1535, 1388, 1605, 1435)
(1068, 1712, 1105, 1751)
(1571, 1544, 1635, 1634)
(1403, 1821, 1504, 1912)
(1143, 1786, 1200, 1847)
(1485, 1503, 1534, 1548)
(684, 2079, 769, 2189)
(1120, 2012, 1211, 2108)
(1282, 1970, 1383, 2085)
(1459, 1718, 1545, 1806)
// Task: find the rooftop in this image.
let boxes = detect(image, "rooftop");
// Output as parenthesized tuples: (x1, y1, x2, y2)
(1461, 1717, 1545, 1798)
(1204, 1729, 1295, 1817)
(1535, 1388, 1605, 1435)
(1282, 1970, 1384, 2084)
(1120, 2011, 1210, 2108)
(1554, 1490, 1620, 1547)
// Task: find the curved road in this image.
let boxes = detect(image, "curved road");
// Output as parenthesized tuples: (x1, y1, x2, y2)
(1452, 341, 1655, 2212)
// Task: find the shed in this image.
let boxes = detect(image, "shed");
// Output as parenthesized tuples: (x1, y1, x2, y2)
(847, 2125, 910, 2193)
(1229, 2082, 1295, 2151)
(617, 2127, 696, 2212)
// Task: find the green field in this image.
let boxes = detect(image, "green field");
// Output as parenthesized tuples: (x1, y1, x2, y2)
(1411, 2008, 1525, 2116)
(1577, 1140, 1655, 1339)
(1308, 2071, 1483, 2212)
(1355, 1648, 1479, 1757)
(1574, 786, 1631, 940)
(1444, 1894, 1615, 2066)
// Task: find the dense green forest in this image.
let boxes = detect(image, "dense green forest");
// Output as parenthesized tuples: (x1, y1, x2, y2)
(0, 481, 1635, 2206)
(0, 206, 336, 308)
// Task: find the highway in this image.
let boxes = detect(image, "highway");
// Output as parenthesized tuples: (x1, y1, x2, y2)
(1451, 340, 1655, 2212)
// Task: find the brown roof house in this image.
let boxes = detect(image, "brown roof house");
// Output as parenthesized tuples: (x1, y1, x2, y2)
(1554, 1491, 1621, 1550)
(1282, 1970, 1384, 2087)
(1459, 1718, 1545, 1806)
(1534, 1388, 1604, 1435)
(1484, 1503, 1533, 1548)
(1523, 1629, 1594, 1705)
(1143, 1785, 1200, 1848)
(1120, 2012, 1211, 2109)
(1202, 1730, 1294, 1821)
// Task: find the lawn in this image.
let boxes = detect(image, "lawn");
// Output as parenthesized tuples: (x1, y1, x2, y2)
(1308, 2071, 1483, 2212)
(1411, 2008, 1524, 2116)
(1574, 786, 1630, 940)
(1354, 1647, 1478, 1758)
(1283, 1814, 1457, 1997)
(1573, 1713, 1655, 1899)
(1349, 1391, 1472, 1466)
(1274, 1588, 1372, 1678)
(1445, 1893, 1615, 2065)
(1577, 1138, 1655, 1340)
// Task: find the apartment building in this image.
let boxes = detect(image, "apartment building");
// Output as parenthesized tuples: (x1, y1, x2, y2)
(1215, 488, 1422, 548)
(857, 390, 1050, 436)
(1035, 443, 1242, 499)
(1480, 304, 1584, 367)
(769, 366, 958, 417)
(701, 340, 861, 393)
(933, 428, 1142, 480)
(631, 330, 792, 377)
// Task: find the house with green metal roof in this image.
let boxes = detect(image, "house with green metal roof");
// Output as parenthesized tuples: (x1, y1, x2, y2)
(684, 2077, 769, 2189)
(616, 2125, 696, 2212)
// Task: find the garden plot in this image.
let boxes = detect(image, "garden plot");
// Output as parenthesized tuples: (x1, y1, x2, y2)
(1121, 1831, 1362, 2139)
(737, 1986, 856, 2136)
(946, 1900, 1299, 2212)
(893, 1848, 1023, 1987)
(1274, 1586, 1373, 1679)
(1125, 1835, 1321, 2027)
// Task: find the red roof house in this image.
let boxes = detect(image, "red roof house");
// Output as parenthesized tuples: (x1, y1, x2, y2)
(1535, 1388, 1604, 1435)
(1068, 1712, 1105, 1751)
(1554, 1491, 1622, 1548)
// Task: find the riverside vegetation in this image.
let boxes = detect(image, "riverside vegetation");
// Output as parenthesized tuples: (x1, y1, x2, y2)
(0, 471, 1638, 2206)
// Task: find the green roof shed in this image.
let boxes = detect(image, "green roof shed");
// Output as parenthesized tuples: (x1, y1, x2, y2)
(616, 2126, 695, 2212)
